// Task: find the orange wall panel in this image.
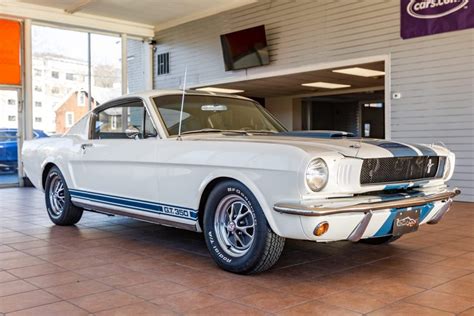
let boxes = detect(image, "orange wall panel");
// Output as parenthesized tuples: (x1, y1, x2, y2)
(0, 19, 21, 85)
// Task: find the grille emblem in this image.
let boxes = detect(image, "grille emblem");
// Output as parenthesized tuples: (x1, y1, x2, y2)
(426, 159, 435, 174)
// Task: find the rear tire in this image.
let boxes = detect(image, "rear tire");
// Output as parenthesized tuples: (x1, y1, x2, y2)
(359, 235, 401, 245)
(44, 166, 83, 226)
(203, 180, 285, 274)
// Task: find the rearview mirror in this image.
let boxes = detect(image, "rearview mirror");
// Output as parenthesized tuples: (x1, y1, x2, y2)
(201, 104, 227, 112)
(125, 126, 140, 139)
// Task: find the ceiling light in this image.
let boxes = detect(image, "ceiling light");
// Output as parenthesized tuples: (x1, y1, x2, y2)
(196, 87, 244, 94)
(332, 67, 385, 77)
(301, 82, 351, 89)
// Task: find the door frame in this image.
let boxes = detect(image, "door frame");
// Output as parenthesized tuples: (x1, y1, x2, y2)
(0, 86, 23, 188)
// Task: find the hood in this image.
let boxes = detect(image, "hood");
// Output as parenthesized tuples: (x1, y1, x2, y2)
(184, 134, 447, 159)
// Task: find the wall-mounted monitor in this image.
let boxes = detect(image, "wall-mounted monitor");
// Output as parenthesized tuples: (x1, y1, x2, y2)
(220, 25, 270, 71)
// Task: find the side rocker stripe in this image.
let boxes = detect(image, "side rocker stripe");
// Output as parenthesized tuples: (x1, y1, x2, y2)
(69, 189, 198, 221)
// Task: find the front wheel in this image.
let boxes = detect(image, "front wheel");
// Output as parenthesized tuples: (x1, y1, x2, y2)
(44, 166, 83, 226)
(203, 180, 285, 274)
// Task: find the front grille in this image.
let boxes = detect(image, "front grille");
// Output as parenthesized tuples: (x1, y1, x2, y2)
(360, 156, 445, 185)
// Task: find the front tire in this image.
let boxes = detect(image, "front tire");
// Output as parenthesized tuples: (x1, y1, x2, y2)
(203, 180, 285, 274)
(44, 166, 83, 226)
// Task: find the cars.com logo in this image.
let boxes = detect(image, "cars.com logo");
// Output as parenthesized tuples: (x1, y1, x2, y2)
(407, 0, 469, 19)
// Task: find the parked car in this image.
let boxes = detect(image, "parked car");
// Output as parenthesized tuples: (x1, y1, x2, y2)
(22, 90, 459, 274)
(0, 129, 48, 173)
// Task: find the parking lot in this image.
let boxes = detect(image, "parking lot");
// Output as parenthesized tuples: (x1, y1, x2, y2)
(0, 188, 472, 315)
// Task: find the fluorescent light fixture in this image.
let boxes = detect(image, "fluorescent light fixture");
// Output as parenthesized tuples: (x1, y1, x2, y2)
(196, 87, 244, 94)
(301, 82, 351, 89)
(332, 67, 385, 77)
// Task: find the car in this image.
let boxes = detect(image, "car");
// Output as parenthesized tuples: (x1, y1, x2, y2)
(0, 129, 48, 173)
(22, 90, 460, 274)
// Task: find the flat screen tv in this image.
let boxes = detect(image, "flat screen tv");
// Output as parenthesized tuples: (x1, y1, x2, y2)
(220, 25, 270, 71)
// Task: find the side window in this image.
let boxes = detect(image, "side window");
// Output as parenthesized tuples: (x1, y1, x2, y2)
(144, 112, 158, 138)
(93, 102, 144, 139)
(93, 101, 158, 140)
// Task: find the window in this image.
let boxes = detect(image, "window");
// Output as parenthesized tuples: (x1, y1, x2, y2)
(34, 86, 42, 92)
(66, 73, 74, 80)
(35, 117, 42, 123)
(51, 87, 60, 94)
(7, 99, 15, 105)
(8, 115, 16, 122)
(35, 101, 42, 107)
(51, 71, 59, 79)
(153, 95, 286, 136)
(157, 52, 170, 75)
(77, 91, 86, 107)
(34, 68, 42, 76)
(65, 112, 74, 127)
(93, 101, 156, 139)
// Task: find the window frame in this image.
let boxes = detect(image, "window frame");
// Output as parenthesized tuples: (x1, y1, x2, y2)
(89, 97, 159, 140)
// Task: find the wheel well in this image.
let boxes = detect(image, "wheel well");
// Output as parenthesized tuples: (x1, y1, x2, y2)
(198, 177, 234, 229)
(42, 163, 56, 190)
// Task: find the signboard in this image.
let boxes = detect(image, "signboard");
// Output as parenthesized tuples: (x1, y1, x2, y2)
(0, 19, 21, 85)
(401, 0, 474, 39)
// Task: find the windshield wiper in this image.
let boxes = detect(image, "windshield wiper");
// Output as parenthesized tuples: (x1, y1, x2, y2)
(245, 130, 279, 134)
(180, 128, 224, 135)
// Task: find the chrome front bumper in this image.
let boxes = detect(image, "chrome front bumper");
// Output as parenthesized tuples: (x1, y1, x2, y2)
(273, 188, 461, 216)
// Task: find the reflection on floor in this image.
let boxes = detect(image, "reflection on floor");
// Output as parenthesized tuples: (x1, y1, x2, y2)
(0, 171, 18, 185)
(0, 188, 473, 315)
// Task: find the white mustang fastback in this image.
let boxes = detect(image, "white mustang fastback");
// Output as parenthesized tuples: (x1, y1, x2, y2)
(22, 90, 460, 274)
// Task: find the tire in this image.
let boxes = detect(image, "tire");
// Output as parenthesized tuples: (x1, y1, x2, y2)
(359, 235, 401, 245)
(203, 180, 285, 274)
(44, 166, 83, 226)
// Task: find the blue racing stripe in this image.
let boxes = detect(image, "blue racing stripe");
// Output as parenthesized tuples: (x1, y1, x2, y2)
(410, 144, 438, 156)
(70, 189, 198, 221)
(360, 139, 419, 157)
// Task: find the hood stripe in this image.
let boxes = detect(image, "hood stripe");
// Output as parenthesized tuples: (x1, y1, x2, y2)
(410, 144, 438, 156)
(359, 140, 419, 157)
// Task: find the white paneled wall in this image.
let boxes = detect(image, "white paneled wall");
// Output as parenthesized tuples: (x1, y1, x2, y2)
(154, 0, 474, 201)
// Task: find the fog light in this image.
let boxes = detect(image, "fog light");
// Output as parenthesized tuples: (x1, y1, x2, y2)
(314, 222, 329, 236)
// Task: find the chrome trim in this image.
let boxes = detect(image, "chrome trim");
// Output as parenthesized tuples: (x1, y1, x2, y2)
(347, 211, 373, 242)
(273, 188, 460, 216)
(73, 201, 198, 232)
(427, 198, 453, 225)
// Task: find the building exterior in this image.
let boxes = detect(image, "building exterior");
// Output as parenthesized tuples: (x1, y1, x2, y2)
(153, 1, 474, 201)
(54, 91, 97, 134)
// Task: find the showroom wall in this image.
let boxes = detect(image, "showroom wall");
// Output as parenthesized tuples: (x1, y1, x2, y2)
(153, 0, 474, 201)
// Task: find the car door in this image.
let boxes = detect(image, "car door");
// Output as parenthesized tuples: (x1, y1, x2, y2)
(71, 98, 161, 211)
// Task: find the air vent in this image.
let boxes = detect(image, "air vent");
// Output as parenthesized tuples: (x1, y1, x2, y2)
(157, 52, 169, 75)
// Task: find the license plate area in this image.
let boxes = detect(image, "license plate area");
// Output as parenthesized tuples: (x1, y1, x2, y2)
(392, 208, 420, 236)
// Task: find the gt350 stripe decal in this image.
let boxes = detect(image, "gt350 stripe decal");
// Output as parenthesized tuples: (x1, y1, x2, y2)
(69, 189, 198, 221)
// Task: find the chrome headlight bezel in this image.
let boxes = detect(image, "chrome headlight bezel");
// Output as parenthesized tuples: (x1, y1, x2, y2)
(305, 158, 329, 192)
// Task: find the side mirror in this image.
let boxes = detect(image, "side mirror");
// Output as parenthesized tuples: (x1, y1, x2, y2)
(125, 126, 140, 139)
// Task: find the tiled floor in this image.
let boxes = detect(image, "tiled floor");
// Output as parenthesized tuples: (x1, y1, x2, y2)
(0, 188, 473, 315)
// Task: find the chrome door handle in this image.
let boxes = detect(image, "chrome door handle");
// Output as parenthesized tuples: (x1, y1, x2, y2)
(80, 143, 94, 150)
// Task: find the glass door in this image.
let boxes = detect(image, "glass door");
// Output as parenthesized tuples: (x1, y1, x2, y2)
(0, 88, 21, 187)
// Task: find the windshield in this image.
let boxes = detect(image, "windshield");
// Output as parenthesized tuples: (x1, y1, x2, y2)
(153, 95, 287, 136)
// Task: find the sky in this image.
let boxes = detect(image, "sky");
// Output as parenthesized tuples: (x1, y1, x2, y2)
(32, 25, 122, 66)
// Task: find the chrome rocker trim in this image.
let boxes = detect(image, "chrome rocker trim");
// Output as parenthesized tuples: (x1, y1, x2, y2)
(273, 188, 461, 217)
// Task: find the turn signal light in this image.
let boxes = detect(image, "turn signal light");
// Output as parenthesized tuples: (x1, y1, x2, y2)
(314, 222, 329, 236)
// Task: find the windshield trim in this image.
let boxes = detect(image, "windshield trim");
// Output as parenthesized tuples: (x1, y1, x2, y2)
(150, 93, 288, 139)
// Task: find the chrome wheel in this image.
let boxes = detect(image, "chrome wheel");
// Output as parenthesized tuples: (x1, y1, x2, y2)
(48, 175, 65, 218)
(214, 195, 256, 257)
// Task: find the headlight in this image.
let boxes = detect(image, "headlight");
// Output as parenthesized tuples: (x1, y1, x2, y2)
(305, 158, 328, 192)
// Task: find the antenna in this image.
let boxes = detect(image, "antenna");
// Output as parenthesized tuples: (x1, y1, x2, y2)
(177, 66, 187, 141)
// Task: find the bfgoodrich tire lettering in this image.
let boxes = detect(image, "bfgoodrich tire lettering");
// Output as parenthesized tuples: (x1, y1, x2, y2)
(203, 180, 285, 274)
(44, 166, 83, 226)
